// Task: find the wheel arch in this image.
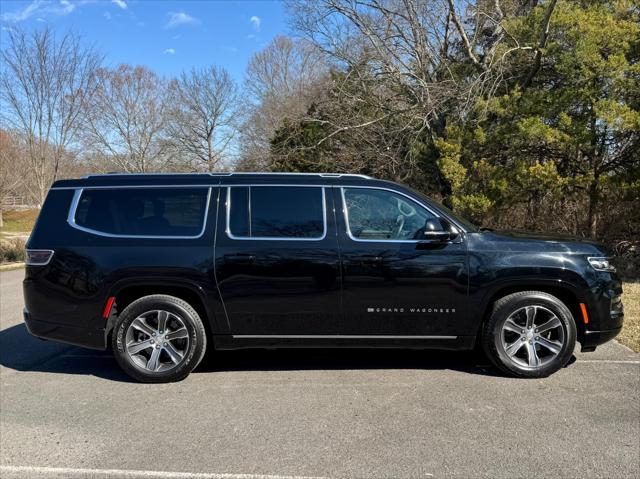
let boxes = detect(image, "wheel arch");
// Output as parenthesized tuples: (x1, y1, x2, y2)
(475, 279, 588, 344)
(104, 278, 218, 347)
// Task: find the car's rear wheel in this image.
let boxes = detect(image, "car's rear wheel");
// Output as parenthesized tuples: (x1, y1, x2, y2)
(482, 291, 576, 378)
(112, 294, 207, 383)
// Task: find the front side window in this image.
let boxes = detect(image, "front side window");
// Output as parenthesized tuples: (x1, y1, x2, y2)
(228, 186, 325, 239)
(74, 187, 209, 237)
(343, 188, 438, 241)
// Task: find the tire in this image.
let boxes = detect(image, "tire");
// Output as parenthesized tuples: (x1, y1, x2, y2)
(112, 294, 207, 383)
(481, 291, 576, 378)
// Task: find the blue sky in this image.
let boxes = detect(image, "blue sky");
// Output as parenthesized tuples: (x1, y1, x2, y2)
(0, 0, 288, 81)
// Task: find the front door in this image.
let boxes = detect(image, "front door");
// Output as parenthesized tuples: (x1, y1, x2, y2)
(215, 185, 341, 335)
(335, 186, 468, 337)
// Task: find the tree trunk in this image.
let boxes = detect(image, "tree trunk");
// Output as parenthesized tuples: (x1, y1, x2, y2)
(0, 208, 3, 229)
(587, 179, 599, 238)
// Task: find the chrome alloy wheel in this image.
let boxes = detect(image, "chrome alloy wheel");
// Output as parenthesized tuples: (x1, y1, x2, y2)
(500, 305, 565, 369)
(125, 310, 190, 373)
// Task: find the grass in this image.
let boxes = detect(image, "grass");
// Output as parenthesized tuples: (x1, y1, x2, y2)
(619, 282, 640, 352)
(0, 209, 39, 233)
(0, 237, 26, 263)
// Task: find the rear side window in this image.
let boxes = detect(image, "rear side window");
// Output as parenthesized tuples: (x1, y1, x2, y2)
(73, 188, 209, 237)
(228, 186, 325, 239)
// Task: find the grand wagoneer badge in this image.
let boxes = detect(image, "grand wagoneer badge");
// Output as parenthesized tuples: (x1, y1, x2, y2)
(367, 307, 456, 314)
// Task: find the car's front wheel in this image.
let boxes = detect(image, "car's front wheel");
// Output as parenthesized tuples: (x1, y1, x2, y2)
(482, 291, 576, 378)
(112, 294, 207, 383)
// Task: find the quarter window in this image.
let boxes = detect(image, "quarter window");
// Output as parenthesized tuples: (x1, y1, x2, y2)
(228, 186, 325, 239)
(74, 188, 209, 237)
(343, 188, 438, 241)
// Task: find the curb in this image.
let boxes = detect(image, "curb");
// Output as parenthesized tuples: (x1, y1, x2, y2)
(0, 262, 25, 271)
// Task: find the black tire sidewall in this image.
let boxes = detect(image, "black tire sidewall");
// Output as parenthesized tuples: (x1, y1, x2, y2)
(484, 292, 577, 378)
(112, 295, 206, 383)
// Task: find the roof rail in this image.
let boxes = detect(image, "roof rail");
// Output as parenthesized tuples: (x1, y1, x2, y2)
(82, 172, 373, 179)
(82, 172, 232, 178)
(230, 172, 372, 179)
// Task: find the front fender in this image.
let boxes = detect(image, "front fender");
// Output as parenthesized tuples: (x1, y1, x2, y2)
(467, 250, 594, 335)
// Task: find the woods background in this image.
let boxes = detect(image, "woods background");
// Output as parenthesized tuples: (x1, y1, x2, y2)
(1, 0, 639, 276)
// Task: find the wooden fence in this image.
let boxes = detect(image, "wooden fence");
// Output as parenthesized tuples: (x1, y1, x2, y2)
(1, 196, 31, 208)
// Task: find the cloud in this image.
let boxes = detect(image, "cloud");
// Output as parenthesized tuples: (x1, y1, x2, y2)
(103, 11, 111, 20)
(59, 0, 75, 15)
(1, 1, 43, 22)
(111, 0, 127, 9)
(1, 0, 78, 22)
(165, 11, 198, 28)
(249, 15, 261, 31)
(163, 48, 176, 55)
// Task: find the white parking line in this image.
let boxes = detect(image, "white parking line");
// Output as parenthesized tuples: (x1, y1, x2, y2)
(0, 466, 328, 479)
(577, 359, 640, 364)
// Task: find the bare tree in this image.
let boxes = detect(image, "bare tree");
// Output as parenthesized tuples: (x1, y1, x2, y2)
(166, 66, 238, 172)
(286, 0, 537, 139)
(238, 36, 328, 170)
(0, 27, 102, 206)
(0, 130, 26, 227)
(81, 65, 170, 173)
(274, 0, 549, 186)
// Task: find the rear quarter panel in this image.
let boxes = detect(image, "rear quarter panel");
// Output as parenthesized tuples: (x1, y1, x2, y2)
(24, 187, 224, 339)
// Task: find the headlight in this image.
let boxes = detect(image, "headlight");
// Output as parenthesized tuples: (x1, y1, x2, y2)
(588, 257, 616, 272)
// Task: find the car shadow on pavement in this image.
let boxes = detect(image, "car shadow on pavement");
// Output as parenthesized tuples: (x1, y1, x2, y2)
(196, 347, 502, 377)
(2, 322, 575, 381)
(0, 323, 133, 382)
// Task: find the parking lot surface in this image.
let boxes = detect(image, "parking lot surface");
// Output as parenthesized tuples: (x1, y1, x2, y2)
(1, 268, 639, 478)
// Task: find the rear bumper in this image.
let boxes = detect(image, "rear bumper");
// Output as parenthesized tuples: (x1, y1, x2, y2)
(24, 309, 107, 350)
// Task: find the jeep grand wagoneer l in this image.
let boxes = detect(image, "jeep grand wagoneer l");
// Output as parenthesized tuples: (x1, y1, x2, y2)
(23, 173, 624, 382)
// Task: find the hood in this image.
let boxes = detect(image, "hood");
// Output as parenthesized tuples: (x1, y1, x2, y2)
(475, 230, 612, 255)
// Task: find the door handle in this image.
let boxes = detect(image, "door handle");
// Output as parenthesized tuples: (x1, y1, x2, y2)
(224, 254, 256, 263)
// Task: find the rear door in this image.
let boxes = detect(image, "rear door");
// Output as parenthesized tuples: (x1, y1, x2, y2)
(214, 184, 341, 335)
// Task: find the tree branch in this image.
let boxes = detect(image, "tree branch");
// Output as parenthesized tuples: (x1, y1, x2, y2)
(521, 0, 558, 89)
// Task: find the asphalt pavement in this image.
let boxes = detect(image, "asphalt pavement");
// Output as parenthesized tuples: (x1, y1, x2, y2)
(1, 268, 639, 478)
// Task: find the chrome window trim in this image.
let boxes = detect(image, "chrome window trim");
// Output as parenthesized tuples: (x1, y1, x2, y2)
(225, 185, 328, 241)
(232, 335, 457, 339)
(58, 182, 466, 239)
(340, 186, 445, 244)
(67, 187, 212, 239)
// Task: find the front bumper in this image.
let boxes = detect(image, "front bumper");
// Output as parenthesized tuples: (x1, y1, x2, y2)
(580, 293, 624, 351)
(24, 309, 107, 350)
(581, 327, 623, 351)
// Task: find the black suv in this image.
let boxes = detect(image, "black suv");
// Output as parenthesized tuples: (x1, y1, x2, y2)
(23, 173, 624, 382)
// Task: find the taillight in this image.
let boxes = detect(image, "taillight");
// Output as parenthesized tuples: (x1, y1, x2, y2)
(25, 249, 54, 266)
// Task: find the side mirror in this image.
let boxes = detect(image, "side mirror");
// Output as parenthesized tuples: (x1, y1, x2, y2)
(422, 230, 453, 241)
(419, 218, 457, 243)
